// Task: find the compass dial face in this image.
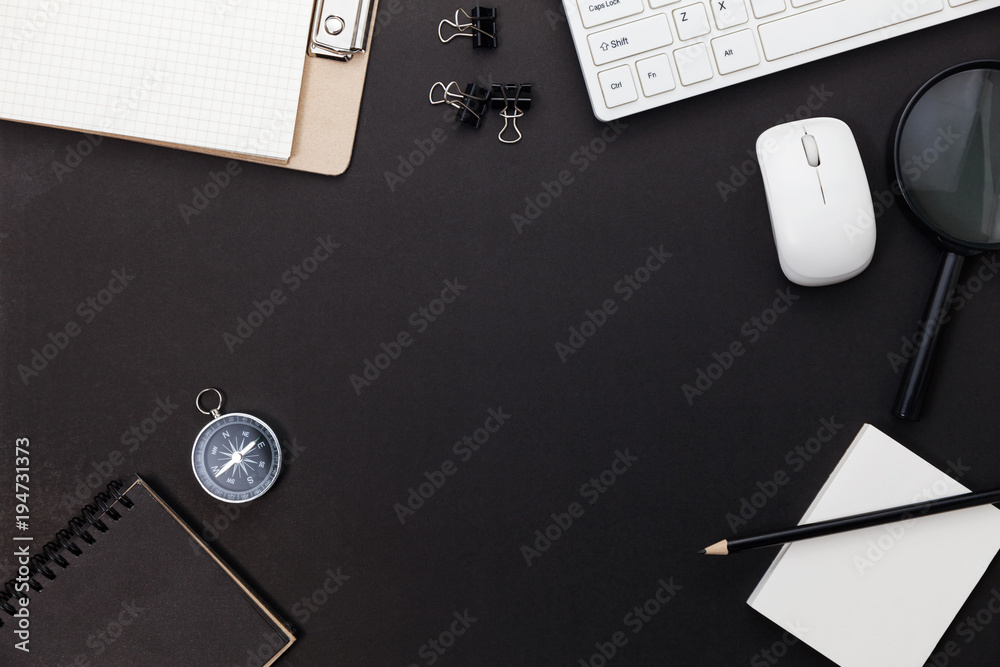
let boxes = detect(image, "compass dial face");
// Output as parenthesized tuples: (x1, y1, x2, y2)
(191, 413, 281, 503)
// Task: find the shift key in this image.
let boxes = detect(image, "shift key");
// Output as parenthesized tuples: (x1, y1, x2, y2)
(587, 14, 673, 67)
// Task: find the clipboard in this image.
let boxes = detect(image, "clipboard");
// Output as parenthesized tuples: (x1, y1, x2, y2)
(0, 0, 378, 177)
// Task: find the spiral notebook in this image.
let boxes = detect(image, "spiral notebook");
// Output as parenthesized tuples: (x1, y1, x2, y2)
(0, 476, 294, 666)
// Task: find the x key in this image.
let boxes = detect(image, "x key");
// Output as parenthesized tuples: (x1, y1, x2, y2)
(712, 0, 748, 29)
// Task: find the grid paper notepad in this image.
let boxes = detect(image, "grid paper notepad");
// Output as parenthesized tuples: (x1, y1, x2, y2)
(0, 0, 315, 161)
(748, 424, 1000, 667)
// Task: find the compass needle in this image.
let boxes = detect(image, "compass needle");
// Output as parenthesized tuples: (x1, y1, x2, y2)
(192, 389, 283, 503)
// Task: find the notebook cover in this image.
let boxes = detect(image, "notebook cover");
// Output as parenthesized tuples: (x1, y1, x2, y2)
(0, 476, 294, 666)
(747, 424, 1000, 667)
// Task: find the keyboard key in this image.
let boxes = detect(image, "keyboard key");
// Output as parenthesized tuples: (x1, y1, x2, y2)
(750, 0, 785, 16)
(673, 3, 712, 40)
(587, 14, 674, 66)
(566, 0, 999, 120)
(636, 54, 677, 96)
(576, 0, 644, 29)
(598, 65, 639, 107)
(674, 42, 714, 85)
(758, 0, 945, 61)
(711, 29, 760, 73)
(711, 0, 749, 29)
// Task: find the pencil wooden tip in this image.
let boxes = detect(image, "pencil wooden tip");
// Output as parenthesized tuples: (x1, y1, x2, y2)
(702, 540, 729, 556)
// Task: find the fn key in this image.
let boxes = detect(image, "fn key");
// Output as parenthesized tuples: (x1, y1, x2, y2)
(598, 66, 638, 108)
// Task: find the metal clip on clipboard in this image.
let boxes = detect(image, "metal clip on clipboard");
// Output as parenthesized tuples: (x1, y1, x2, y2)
(308, 0, 375, 61)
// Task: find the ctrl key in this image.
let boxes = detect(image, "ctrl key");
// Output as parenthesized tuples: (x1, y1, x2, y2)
(597, 65, 637, 108)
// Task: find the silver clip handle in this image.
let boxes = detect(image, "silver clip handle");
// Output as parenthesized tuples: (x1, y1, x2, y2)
(308, 0, 375, 61)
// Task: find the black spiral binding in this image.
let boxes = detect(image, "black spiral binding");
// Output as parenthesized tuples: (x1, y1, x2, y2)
(0, 480, 134, 627)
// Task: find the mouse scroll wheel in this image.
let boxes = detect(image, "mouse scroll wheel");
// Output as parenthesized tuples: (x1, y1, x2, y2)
(801, 134, 820, 167)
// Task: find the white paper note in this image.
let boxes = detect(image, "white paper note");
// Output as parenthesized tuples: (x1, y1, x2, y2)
(748, 424, 1000, 667)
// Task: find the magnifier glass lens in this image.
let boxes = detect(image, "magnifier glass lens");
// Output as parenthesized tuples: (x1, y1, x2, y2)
(897, 68, 1000, 245)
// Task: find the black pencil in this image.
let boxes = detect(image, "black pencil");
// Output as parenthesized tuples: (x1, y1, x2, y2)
(701, 488, 1000, 556)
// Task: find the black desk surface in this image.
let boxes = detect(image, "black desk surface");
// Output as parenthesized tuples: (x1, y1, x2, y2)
(3, 4, 1000, 666)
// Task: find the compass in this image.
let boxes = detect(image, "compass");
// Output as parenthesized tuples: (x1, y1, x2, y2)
(191, 388, 282, 503)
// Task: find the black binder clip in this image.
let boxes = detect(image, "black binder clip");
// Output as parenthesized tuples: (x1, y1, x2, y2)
(490, 83, 531, 144)
(429, 81, 491, 129)
(438, 7, 498, 49)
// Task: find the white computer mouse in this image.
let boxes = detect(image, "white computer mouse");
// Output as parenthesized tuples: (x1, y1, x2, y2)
(757, 117, 876, 287)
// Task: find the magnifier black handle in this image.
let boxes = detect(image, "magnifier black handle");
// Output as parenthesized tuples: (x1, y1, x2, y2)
(893, 251, 966, 421)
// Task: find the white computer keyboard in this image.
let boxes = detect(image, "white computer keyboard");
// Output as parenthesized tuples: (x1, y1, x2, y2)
(562, 0, 1000, 121)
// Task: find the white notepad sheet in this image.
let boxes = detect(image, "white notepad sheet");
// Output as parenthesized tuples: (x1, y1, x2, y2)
(748, 424, 1000, 667)
(0, 0, 314, 160)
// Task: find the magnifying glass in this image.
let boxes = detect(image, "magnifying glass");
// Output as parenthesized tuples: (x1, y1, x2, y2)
(892, 61, 1000, 421)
